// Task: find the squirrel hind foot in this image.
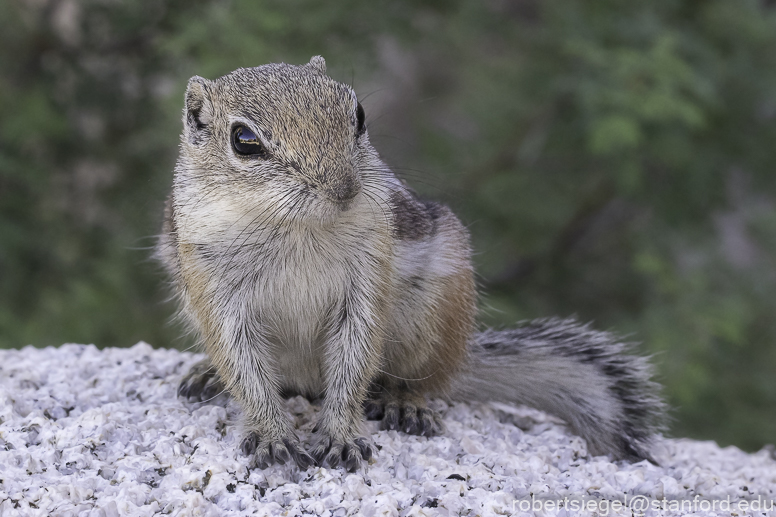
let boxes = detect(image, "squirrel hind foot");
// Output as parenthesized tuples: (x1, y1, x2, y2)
(365, 393, 444, 437)
(178, 359, 228, 403)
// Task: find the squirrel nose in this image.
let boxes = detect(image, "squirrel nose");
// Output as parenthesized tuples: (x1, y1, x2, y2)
(326, 173, 361, 206)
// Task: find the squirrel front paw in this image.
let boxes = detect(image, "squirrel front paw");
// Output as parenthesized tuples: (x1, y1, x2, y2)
(240, 432, 315, 470)
(308, 433, 373, 472)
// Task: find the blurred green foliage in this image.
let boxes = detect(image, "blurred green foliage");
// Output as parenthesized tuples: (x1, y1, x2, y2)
(1, 0, 775, 451)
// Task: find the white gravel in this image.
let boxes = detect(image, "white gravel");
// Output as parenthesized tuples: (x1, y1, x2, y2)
(1, 343, 774, 517)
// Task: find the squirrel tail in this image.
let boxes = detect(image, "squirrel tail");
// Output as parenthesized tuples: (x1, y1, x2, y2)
(450, 317, 666, 462)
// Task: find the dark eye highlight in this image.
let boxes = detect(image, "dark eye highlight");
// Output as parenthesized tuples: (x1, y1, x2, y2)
(356, 102, 366, 137)
(232, 125, 267, 157)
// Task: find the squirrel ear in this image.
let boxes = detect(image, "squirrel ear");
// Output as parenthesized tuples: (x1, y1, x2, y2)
(306, 56, 326, 75)
(184, 76, 213, 143)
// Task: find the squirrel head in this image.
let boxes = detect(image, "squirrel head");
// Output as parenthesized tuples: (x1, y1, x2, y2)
(177, 56, 376, 226)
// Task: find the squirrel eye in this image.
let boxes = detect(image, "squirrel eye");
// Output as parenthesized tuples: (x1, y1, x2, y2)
(356, 102, 366, 137)
(232, 125, 267, 157)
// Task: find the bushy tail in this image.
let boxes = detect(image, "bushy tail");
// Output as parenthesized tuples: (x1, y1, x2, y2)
(451, 318, 666, 462)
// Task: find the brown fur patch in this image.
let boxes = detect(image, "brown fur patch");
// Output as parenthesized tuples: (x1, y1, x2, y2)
(419, 269, 477, 394)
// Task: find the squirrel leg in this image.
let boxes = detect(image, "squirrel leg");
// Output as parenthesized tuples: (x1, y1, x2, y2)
(204, 316, 314, 470)
(309, 288, 385, 472)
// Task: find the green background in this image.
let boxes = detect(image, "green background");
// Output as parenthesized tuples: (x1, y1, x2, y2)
(2, 0, 775, 452)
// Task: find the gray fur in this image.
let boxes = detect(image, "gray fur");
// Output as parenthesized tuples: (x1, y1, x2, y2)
(455, 318, 666, 461)
(156, 56, 665, 471)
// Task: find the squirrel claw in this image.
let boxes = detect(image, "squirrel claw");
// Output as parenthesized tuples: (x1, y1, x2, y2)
(418, 408, 444, 437)
(323, 442, 344, 468)
(363, 400, 384, 420)
(292, 446, 316, 470)
(354, 437, 372, 460)
(240, 431, 260, 456)
(381, 402, 400, 431)
(402, 406, 421, 434)
(343, 442, 363, 471)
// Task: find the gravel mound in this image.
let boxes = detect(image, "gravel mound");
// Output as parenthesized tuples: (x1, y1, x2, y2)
(1, 343, 774, 516)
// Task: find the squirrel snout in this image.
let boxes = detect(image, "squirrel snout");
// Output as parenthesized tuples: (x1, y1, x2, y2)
(324, 172, 361, 208)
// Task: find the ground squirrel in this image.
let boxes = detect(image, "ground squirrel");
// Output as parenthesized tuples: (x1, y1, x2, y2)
(156, 56, 665, 472)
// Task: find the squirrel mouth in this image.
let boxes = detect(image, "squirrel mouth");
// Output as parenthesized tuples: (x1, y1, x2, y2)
(332, 196, 357, 212)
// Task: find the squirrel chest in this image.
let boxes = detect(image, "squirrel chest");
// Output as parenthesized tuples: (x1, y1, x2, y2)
(175, 192, 393, 396)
